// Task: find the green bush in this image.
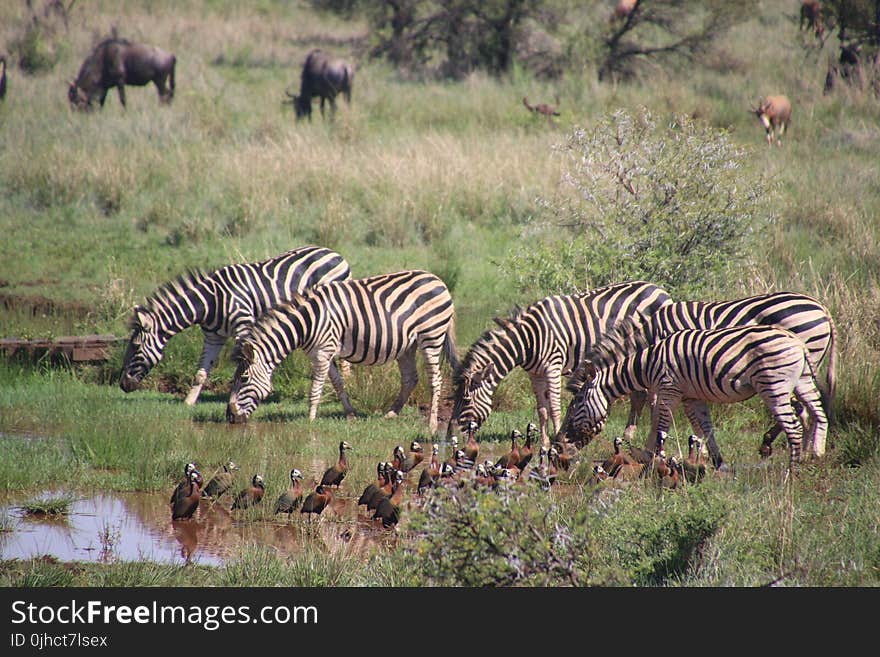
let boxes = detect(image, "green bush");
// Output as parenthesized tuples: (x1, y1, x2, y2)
(405, 484, 600, 586)
(503, 108, 773, 297)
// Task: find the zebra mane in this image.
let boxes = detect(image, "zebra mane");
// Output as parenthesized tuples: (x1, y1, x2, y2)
(566, 311, 655, 391)
(453, 306, 528, 385)
(231, 292, 313, 362)
(131, 269, 213, 327)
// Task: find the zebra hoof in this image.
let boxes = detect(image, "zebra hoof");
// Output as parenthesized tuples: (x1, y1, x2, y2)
(384, 410, 398, 419)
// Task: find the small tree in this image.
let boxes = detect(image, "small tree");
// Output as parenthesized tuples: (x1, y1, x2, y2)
(502, 109, 772, 298)
(597, 0, 755, 82)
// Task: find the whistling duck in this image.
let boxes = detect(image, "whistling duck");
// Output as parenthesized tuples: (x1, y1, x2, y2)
(374, 470, 406, 528)
(602, 436, 635, 476)
(231, 474, 265, 510)
(658, 456, 681, 490)
(387, 444, 404, 470)
(473, 463, 495, 489)
(549, 444, 575, 472)
(401, 440, 425, 473)
(625, 435, 659, 465)
(171, 470, 203, 520)
(516, 423, 537, 471)
(359, 462, 388, 507)
(528, 446, 556, 491)
(495, 429, 522, 469)
(301, 485, 334, 520)
(454, 449, 475, 473)
(274, 468, 305, 517)
(683, 435, 707, 483)
(366, 466, 396, 513)
(170, 462, 199, 507)
(417, 444, 441, 495)
(203, 460, 240, 499)
(444, 436, 459, 470)
(464, 421, 480, 462)
(320, 441, 353, 487)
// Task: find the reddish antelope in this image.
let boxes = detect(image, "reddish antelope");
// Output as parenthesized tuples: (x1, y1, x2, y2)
(752, 95, 791, 147)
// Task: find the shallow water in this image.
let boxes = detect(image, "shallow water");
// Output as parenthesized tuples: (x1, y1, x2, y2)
(0, 490, 395, 566)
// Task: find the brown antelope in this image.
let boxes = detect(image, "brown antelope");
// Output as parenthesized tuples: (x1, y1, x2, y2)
(752, 95, 791, 147)
(800, 1, 824, 39)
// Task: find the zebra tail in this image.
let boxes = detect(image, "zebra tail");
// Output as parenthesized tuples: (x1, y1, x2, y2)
(823, 317, 837, 426)
(443, 316, 461, 372)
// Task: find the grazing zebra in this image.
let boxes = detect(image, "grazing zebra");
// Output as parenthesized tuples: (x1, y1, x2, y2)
(564, 322, 828, 469)
(449, 281, 673, 448)
(618, 291, 836, 454)
(225, 270, 459, 433)
(120, 246, 351, 405)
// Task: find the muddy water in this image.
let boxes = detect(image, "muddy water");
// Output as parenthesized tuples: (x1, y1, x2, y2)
(0, 491, 396, 566)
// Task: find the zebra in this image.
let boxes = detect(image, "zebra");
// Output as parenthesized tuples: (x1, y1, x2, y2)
(120, 245, 351, 405)
(615, 291, 836, 454)
(449, 281, 673, 449)
(564, 321, 828, 470)
(225, 269, 459, 434)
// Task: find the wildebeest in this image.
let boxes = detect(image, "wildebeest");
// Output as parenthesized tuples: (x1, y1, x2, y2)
(285, 49, 353, 121)
(0, 56, 7, 100)
(751, 95, 791, 147)
(68, 38, 176, 110)
(800, 1, 824, 39)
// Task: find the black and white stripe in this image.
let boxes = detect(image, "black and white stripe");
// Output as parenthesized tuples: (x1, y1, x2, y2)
(226, 270, 459, 433)
(619, 291, 836, 449)
(449, 281, 673, 447)
(565, 322, 828, 469)
(120, 245, 351, 404)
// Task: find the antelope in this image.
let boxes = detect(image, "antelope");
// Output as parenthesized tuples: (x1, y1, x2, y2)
(751, 95, 791, 147)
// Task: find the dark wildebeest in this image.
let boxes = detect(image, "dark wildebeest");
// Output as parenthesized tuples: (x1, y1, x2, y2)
(68, 38, 176, 110)
(751, 95, 791, 147)
(285, 49, 353, 121)
(800, 1, 824, 39)
(0, 56, 7, 101)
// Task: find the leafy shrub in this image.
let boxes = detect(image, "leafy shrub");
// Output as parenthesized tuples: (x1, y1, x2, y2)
(503, 108, 773, 298)
(406, 484, 600, 586)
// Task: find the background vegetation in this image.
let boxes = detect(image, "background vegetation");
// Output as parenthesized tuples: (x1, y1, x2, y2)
(0, 0, 878, 586)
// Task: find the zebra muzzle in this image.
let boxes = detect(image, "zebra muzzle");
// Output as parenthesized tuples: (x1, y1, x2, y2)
(120, 374, 141, 393)
(226, 400, 248, 424)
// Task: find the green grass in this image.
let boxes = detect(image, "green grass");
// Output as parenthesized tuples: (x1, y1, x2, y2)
(19, 494, 76, 517)
(1, 0, 879, 586)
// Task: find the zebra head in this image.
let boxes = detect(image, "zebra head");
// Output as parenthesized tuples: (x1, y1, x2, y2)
(564, 362, 609, 442)
(451, 362, 499, 434)
(226, 340, 273, 423)
(120, 306, 168, 392)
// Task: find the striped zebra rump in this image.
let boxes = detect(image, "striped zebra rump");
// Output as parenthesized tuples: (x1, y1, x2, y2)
(120, 245, 350, 404)
(565, 323, 828, 470)
(226, 270, 457, 434)
(450, 280, 673, 447)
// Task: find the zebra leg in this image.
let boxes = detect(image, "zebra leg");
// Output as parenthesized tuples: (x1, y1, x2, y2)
(308, 354, 333, 421)
(528, 371, 554, 450)
(760, 400, 807, 457)
(385, 346, 418, 420)
(184, 333, 227, 405)
(646, 392, 679, 454)
(327, 360, 356, 420)
(422, 345, 444, 435)
(624, 390, 649, 441)
(763, 397, 804, 469)
(794, 377, 828, 458)
(682, 399, 726, 469)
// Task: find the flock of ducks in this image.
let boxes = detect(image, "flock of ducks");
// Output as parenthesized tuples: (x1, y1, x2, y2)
(169, 424, 708, 529)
